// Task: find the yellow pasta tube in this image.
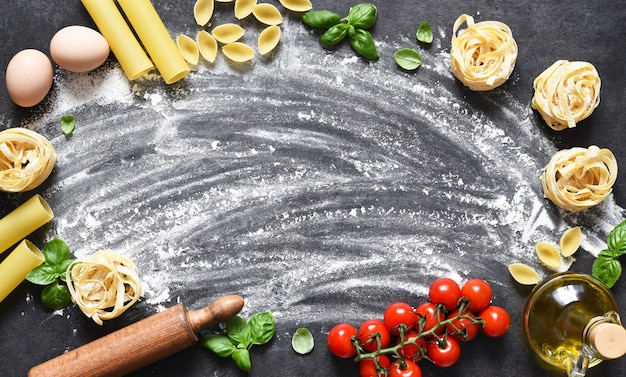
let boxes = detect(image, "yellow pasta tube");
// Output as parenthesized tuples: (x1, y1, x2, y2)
(80, 0, 154, 80)
(0, 240, 45, 302)
(0, 194, 53, 254)
(117, 0, 190, 84)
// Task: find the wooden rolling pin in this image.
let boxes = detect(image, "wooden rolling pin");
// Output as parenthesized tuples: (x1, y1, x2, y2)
(29, 294, 245, 377)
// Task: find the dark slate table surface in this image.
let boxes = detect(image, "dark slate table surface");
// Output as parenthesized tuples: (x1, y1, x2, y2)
(1, 1, 625, 376)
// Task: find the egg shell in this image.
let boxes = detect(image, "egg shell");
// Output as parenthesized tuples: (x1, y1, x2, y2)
(50, 25, 110, 73)
(5, 49, 54, 107)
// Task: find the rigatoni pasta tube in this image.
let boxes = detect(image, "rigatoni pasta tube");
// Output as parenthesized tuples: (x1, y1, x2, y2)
(0, 240, 44, 303)
(0, 194, 53, 254)
(117, 0, 190, 84)
(80, 0, 154, 80)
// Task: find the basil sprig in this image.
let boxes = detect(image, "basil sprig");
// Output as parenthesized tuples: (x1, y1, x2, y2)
(302, 3, 379, 60)
(26, 238, 74, 310)
(201, 311, 275, 372)
(593, 219, 626, 288)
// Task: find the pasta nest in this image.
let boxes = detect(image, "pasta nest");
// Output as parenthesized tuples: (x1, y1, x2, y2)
(450, 14, 518, 91)
(0, 128, 56, 192)
(541, 146, 617, 212)
(531, 60, 601, 131)
(66, 249, 142, 325)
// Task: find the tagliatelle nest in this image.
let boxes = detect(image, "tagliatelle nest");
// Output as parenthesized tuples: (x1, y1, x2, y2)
(66, 249, 142, 325)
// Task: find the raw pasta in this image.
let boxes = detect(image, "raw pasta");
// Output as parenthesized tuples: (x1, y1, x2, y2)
(279, 0, 312, 12)
(222, 42, 255, 62)
(177, 34, 200, 65)
(531, 60, 601, 131)
(212, 23, 246, 44)
(252, 3, 283, 25)
(66, 249, 142, 325)
(193, 0, 214, 26)
(450, 14, 517, 91)
(234, 0, 257, 20)
(541, 145, 617, 212)
(0, 128, 56, 193)
(258, 25, 281, 55)
(197, 30, 218, 63)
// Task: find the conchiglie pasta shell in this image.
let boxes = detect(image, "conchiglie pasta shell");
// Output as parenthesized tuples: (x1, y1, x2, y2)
(253, 3, 283, 25)
(235, 0, 257, 19)
(535, 242, 561, 271)
(508, 263, 540, 285)
(197, 30, 218, 63)
(258, 25, 281, 55)
(212, 23, 246, 44)
(194, 0, 214, 26)
(279, 0, 312, 12)
(176, 34, 199, 65)
(560, 227, 582, 257)
(222, 42, 255, 62)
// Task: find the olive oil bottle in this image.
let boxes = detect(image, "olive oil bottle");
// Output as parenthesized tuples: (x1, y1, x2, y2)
(523, 272, 626, 376)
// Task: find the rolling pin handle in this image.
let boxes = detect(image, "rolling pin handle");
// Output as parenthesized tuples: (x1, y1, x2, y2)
(188, 294, 245, 333)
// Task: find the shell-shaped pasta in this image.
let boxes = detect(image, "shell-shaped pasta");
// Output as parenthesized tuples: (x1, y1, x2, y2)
(197, 30, 218, 63)
(252, 3, 283, 25)
(212, 23, 246, 44)
(508, 263, 540, 285)
(194, 0, 214, 26)
(222, 42, 255, 62)
(535, 242, 561, 271)
(176, 34, 199, 66)
(235, 0, 257, 19)
(258, 25, 281, 55)
(279, 0, 312, 12)
(560, 227, 582, 257)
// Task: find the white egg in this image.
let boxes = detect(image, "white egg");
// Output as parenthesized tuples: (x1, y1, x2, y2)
(5, 49, 54, 107)
(50, 25, 110, 73)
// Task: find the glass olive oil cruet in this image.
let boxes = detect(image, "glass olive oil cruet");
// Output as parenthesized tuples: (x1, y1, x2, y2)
(523, 272, 626, 376)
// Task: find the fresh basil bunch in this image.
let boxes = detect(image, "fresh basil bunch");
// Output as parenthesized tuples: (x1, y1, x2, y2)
(592, 219, 626, 288)
(26, 238, 74, 310)
(201, 311, 275, 372)
(302, 3, 379, 60)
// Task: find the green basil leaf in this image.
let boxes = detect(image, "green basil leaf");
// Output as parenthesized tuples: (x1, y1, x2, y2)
(60, 115, 75, 135)
(200, 334, 236, 358)
(291, 327, 314, 354)
(416, 21, 433, 43)
(226, 315, 251, 348)
(301, 10, 342, 29)
(598, 248, 621, 258)
(320, 24, 349, 47)
(348, 28, 379, 60)
(57, 259, 74, 281)
(607, 219, 626, 254)
(26, 264, 59, 285)
(231, 349, 251, 372)
(592, 255, 622, 288)
(43, 238, 72, 266)
(41, 282, 71, 310)
(248, 311, 275, 345)
(394, 48, 422, 70)
(346, 3, 377, 30)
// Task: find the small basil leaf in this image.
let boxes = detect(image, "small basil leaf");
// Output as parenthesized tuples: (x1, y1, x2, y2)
(41, 282, 71, 310)
(592, 255, 622, 288)
(292, 327, 314, 354)
(200, 334, 236, 358)
(301, 10, 342, 29)
(43, 238, 72, 266)
(416, 21, 433, 43)
(320, 24, 349, 47)
(26, 264, 59, 286)
(57, 259, 74, 281)
(231, 349, 251, 372)
(348, 29, 379, 60)
(346, 3, 377, 30)
(248, 311, 275, 345)
(607, 219, 626, 254)
(226, 316, 251, 348)
(394, 48, 422, 70)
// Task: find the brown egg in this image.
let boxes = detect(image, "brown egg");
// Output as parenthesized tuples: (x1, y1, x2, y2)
(5, 49, 54, 107)
(50, 25, 110, 73)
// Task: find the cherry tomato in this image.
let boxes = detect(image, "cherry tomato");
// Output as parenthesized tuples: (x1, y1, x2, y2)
(384, 302, 418, 335)
(358, 319, 391, 353)
(327, 323, 357, 358)
(429, 277, 462, 311)
(359, 354, 391, 377)
(414, 302, 444, 333)
(461, 278, 493, 313)
(445, 308, 480, 342)
(389, 359, 422, 377)
(396, 331, 426, 361)
(426, 337, 461, 368)
(479, 305, 510, 338)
